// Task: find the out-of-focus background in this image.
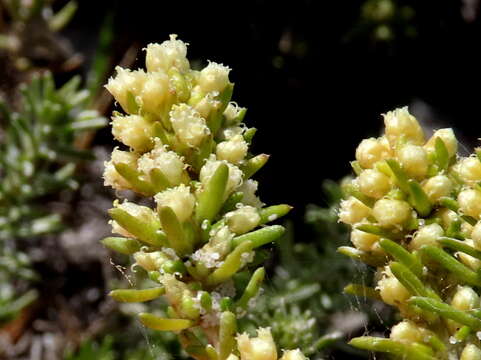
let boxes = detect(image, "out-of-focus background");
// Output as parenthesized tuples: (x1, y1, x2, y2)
(1, 0, 481, 359)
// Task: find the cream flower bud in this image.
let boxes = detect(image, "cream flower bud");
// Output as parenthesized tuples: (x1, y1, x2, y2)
(105, 67, 147, 113)
(134, 251, 166, 271)
(409, 223, 443, 251)
(145, 34, 189, 73)
(372, 199, 411, 227)
(139, 71, 171, 115)
(383, 107, 424, 146)
(220, 126, 244, 141)
(111, 201, 158, 238)
(461, 344, 481, 360)
(223, 102, 244, 126)
(378, 267, 410, 306)
(396, 144, 429, 179)
(200, 155, 243, 198)
(338, 197, 371, 225)
(422, 175, 453, 203)
(193, 91, 221, 119)
(111, 114, 154, 152)
(471, 221, 481, 249)
(279, 349, 307, 360)
(198, 61, 231, 94)
(454, 157, 481, 186)
(137, 141, 186, 186)
(436, 208, 459, 229)
(238, 179, 264, 208)
(451, 286, 480, 311)
(225, 206, 260, 235)
(390, 321, 423, 344)
(154, 184, 195, 222)
(216, 135, 249, 165)
(458, 189, 481, 219)
(355, 137, 392, 169)
(236, 328, 277, 360)
(170, 104, 210, 148)
(351, 229, 380, 252)
(103, 148, 139, 190)
(358, 169, 391, 198)
(424, 128, 458, 158)
(226, 355, 240, 360)
(458, 239, 481, 271)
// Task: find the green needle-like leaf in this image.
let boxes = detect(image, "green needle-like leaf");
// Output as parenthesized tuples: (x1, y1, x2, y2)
(386, 159, 411, 194)
(196, 163, 228, 223)
(349, 337, 436, 360)
(219, 311, 237, 360)
(159, 206, 192, 256)
(434, 137, 450, 171)
(139, 313, 193, 331)
(421, 245, 481, 287)
(408, 180, 432, 217)
(379, 238, 423, 277)
(389, 262, 439, 300)
(409, 297, 481, 330)
(236, 267, 265, 309)
(259, 204, 293, 224)
(337, 246, 387, 267)
(206, 241, 254, 286)
(438, 237, 481, 261)
(101, 236, 142, 255)
(109, 287, 165, 302)
(114, 163, 155, 196)
(241, 154, 269, 179)
(232, 225, 285, 248)
(109, 208, 167, 247)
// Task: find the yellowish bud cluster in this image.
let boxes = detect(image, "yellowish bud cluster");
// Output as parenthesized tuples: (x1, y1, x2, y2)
(340, 106, 481, 358)
(235, 328, 306, 360)
(102, 35, 304, 360)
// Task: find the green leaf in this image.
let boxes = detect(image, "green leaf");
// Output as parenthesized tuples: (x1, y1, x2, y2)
(196, 163, 228, 223)
(243, 127, 256, 144)
(409, 297, 481, 330)
(49, 0, 78, 31)
(236, 267, 265, 309)
(219, 311, 237, 360)
(109, 287, 165, 302)
(259, 204, 293, 224)
(389, 262, 439, 300)
(438, 237, 481, 261)
(421, 245, 481, 287)
(232, 225, 285, 248)
(337, 246, 387, 267)
(434, 137, 450, 171)
(349, 337, 436, 360)
(379, 238, 423, 277)
(109, 208, 166, 247)
(386, 159, 411, 194)
(138, 313, 193, 331)
(408, 180, 432, 217)
(158, 206, 192, 256)
(206, 241, 254, 286)
(114, 163, 155, 196)
(241, 154, 269, 179)
(101, 236, 142, 255)
(150, 168, 172, 193)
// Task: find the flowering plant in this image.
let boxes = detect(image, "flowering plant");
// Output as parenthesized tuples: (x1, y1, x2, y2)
(102, 35, 306, 360)
(340, 107, 481, 359)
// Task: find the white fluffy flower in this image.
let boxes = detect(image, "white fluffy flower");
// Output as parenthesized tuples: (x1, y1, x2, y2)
(198, 61, 231, 93)
(154, 184, 195, 222)
(170, 104, 210, 148)
(145, 34, 190, 73)
(103, 148, 139, 190)
(200, 155, 243, 198)
(216, 135, 248, 165)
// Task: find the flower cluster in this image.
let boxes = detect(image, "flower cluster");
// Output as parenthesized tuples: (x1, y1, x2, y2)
(101, 35, 306, 359)
(340, 107, 481, 359)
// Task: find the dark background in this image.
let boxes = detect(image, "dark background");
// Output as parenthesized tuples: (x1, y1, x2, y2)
(64, 0, 481, 228)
